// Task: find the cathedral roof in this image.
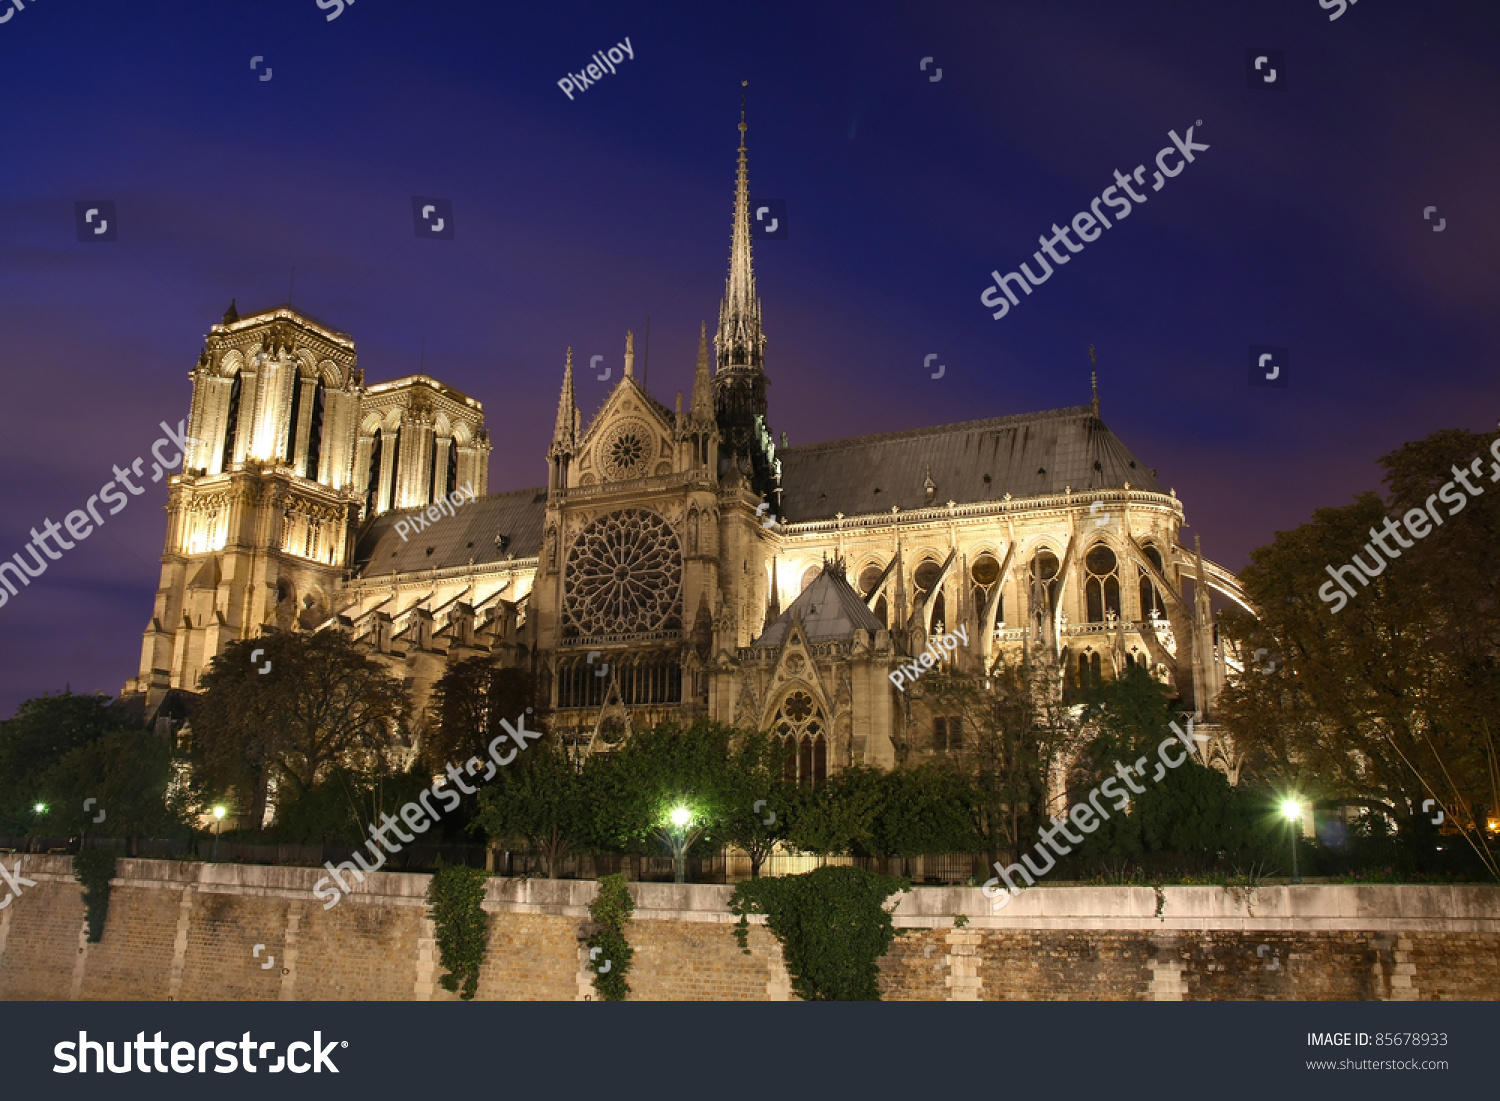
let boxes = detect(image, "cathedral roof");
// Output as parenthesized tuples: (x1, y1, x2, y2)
(776, 405, 1162, 521)
(353, 486, 548, 576)
(754, 565, 884, 647)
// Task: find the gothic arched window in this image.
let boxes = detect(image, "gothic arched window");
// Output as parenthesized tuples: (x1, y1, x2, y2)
(1139, 543, 1168, 620)
(1030, 550, 1060, 613)
(858, 563, 888, 628)
(1085, 543, 1121, 623)
(773, 690, 826, 787)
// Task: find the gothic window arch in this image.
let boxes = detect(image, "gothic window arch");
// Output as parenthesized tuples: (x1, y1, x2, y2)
(799, 564, 820, 597)
(971, 551, 1003, 630)
(1139, 542, 1168, 619)
(1084, 543, 1122, 623)
(773, 689, 826, 787)
(1029, 548, 1060, 614)
(858, 562, 888, 628)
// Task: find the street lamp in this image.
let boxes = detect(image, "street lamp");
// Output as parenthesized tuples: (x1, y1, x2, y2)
(212, 805, 226, 862)
(31, 803, 47, 854)
(1280, 799, 1302, 884)
(667, 805, 693, 884)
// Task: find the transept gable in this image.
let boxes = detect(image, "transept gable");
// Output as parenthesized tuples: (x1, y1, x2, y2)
(758, 618, 833, 729)
(576, 380, 677, 486)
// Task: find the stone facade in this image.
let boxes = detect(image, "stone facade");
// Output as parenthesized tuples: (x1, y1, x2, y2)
(4, 857, 1498, 1002)
(123, 110, 1252, 783)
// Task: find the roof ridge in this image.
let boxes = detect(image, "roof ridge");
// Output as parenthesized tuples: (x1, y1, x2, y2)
(781, 404, 1099, 455)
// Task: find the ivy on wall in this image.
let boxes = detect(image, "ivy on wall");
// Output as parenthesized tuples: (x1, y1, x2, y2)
(730, 865, 910, 1001)
(586, 873, 635, 1000)
(427, 865, 490, 1000)
(73, 849, 117, 943)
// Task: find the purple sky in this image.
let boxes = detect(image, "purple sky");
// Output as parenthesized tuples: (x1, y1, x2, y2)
(1, 0, 1498, 717)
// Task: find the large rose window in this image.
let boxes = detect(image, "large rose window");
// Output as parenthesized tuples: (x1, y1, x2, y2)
(563, 509, 683, 639)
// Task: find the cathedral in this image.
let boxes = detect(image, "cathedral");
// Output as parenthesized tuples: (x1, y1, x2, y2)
(125, 108, 1252, 784)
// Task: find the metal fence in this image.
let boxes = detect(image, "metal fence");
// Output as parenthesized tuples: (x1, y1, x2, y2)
(0, 836, 983, 884)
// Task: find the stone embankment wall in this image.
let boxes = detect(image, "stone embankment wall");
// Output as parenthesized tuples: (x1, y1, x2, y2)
(1, 856, 1496, 1001)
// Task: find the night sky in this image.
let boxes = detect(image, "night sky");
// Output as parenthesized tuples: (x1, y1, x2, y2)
(1, 0, 1497, 718)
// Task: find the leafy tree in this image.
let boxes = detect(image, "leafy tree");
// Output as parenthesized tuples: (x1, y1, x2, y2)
(714, 729, 793, 877)
(40, 729, 192, 849)
(914, 662, 1071, 871)
(189, 632, 410, 830)
(785, 764, 885, 858)
(424, 658, 542, 775)
(1217, 426, 1500, 878)
(0, 692, 139, 835)
(475, 735, 592, 877)
(867, 764, 979, 867)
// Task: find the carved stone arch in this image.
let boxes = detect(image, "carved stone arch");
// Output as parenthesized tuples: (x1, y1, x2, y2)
(359, 411, 384, 435)
(451, 422, 472, 446)
(293, 349, 319, 378)
(381, 407, 403, 430)
(317, 358, 343, 387)
(433, 413, 453, 438)
(218, 349, 245, 377)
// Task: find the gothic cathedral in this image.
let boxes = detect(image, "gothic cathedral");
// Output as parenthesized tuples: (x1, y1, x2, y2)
(126, 108, 1252, 782)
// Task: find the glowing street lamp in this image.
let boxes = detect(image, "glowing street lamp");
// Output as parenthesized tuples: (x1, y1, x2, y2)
(1281, 799, 1302, 884)
(666, 804, 693, 884)
(33, 802, 47, 815)
(212, 805, 227, 862)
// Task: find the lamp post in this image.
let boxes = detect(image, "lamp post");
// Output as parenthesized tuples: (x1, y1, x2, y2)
(1280, 799, 1302, 884)
(668, 805, 692, 885)
(31, 803, 47, 854)
(212, 806, 226, 863)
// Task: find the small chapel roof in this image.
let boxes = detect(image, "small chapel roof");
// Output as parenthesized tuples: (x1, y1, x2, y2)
(754, 564, 884, 647)
(776, 404, 1162, 522)
(353, 486, 548, 576)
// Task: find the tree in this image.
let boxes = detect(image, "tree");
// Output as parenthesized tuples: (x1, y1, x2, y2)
(714, 729, 793, 877)
(40, 729, 192, 850)
(867, 764, 979, 869)
(189, 632, 410, 830)
(475, 735, 592, 877)
(784, 765, 885, 858)
(1217, 426, 1500, 878)
(0, 692, 141, 836)
(424, 658, 542, 775)
(914, 661, 1071, 871)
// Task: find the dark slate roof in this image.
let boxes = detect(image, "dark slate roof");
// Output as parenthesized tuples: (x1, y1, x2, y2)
(353, 486, 548, 576)
(755, 566, 885, 647)
(776, 405, 1162, 522)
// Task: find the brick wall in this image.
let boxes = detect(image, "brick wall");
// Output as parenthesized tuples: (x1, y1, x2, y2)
(3, 856, 1497, 1002)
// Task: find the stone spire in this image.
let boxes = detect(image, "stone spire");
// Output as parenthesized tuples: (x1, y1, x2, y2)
(624, 330, 635, 379)
(715, 90, 766, 376)
(690, 321, 714, 421)
(549, 349, 577, 458)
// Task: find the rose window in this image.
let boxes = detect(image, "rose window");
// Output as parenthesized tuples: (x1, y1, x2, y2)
(599, 422, 652, 481)
(563, 508, 683, 639)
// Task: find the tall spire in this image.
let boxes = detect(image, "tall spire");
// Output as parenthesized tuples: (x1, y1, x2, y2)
(624, 330, 635, 378)
(715, 81, 766, 376)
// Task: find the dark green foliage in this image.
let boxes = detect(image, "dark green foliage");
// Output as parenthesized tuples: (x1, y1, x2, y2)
(586, 873, 635, 1000)
(730, 865, 909, 1000)
(41, 730, 191, 841)
(476, 735, 591, 877)
(73, 849, 117, 943)
(426, 865, 490, 999)
(267, 768, 438, 844)
(191, 633, 410, 829)
(0, 693, 140, 834)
